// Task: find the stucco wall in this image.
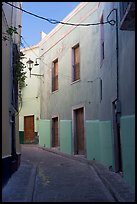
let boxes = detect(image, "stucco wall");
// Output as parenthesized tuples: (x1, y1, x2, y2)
(2, 2, 22, 157)
(19, 46, 41, 133)
(118, 30, 135, 116)
(39, 2, 100, 121)
(86, 120, 113, 168)
(38, 2, 135, 187)
(60, 120, 72, 155)
(39, 120, 51, 148)
(2, 12, 11, 156)
(120, 115, 135, 187)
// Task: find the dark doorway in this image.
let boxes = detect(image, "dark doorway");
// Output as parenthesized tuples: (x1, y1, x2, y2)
(74, 107, 84, 155)
(52, 117, 59, 147)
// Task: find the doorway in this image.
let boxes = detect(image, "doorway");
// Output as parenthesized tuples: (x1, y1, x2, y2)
(24, 115, 34, 143)
(74, 107, 85, 155)
(52, 117, 59, 147)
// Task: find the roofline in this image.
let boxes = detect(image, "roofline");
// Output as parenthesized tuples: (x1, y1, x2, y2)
(20, 43, 39, 52)
(39, 2, 89, 47)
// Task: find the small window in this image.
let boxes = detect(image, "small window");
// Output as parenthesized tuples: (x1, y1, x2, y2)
(52, 59, 58, 92)
(72, 44, 80, 81)
(100, 14, 104, 65)
(100, 78, 102, 102)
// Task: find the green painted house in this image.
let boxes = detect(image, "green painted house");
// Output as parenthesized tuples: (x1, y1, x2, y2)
(22, 2, 135, 188)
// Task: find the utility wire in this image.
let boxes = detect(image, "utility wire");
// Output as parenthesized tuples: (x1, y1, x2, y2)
(3, 2, 116, 82)
(4, 2, 116, 26)
(21, 36, 73, 81)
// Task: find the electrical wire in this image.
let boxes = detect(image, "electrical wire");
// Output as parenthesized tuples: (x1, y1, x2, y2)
(4, 2, 116, 27)
(21, 36, 73, 81)
(3, 2, 116, 81)
(3, 3, 117, 85)
(21, 35, 106, 82)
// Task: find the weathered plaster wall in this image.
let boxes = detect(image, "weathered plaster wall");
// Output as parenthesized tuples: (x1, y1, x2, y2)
(2, 2, 22, 157)
(39, 120, 51, 148)
(60, 120, 72, 155)
(120, 115, 135, 187)
(39, 2, 100, 121)
(19, 46, 41, 133)
(38, 2, 135, 187)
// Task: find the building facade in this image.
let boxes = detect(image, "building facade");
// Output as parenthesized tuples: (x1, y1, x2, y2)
(19, 43, 42, 144)
(18, 2, 134, 187)
(2, 2, 22, 187)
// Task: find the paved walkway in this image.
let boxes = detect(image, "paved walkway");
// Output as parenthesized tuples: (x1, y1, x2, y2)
(2, 144, 135, 202)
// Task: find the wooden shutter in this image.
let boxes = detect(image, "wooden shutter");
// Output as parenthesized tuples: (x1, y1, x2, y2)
(54, 60, 58, 90)
(52, 60, 58, 92)
(74, 45, 80, 81)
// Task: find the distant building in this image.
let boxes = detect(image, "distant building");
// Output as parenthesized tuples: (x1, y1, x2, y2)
(19, 42, 41, 144)
(2, 2, 22, 187)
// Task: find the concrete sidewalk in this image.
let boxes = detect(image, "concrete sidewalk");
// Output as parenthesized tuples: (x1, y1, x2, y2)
(2, 144, 135, 202)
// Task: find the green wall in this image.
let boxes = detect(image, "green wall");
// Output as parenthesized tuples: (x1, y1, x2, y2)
(39, 120, 51, 148)
(86, 120, 100, 161)
(99, 121, 114, 168)
(60, 120, 72, 154)
(86, 120, 114, 169)
(120, 115, 135, 187)
(19, 131, 24, 144)
(38, 116, 135, 188)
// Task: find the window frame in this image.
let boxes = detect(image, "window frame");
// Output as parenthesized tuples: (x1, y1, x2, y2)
(71, 43, 80, 83)
(52, 58, 58, 93)
(100, 78, 102, 102)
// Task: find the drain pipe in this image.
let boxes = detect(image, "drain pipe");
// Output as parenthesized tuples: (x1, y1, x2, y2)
(107, 8, 119, 103)
(107, 7, 122, 173)
(114, 8, 121, 122)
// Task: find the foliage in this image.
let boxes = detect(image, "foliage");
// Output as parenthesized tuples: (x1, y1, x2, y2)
(14, 51, 27, 90)
(2, 26, 18, 41)
(2, 26, 26, 107)
(6, 26, 18, 35)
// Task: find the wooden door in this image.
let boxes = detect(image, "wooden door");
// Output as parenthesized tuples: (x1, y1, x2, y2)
(24, 115, 34, 143)
(75, 108, 84, 155)
(52, 117, 58, 147)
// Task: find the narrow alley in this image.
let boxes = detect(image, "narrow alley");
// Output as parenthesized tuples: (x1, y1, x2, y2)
(2, 144, 135, 202)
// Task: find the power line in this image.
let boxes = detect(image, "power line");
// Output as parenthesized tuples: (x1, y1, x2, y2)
(4, 2, 116, 26)
(21, 36, 73, 81)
